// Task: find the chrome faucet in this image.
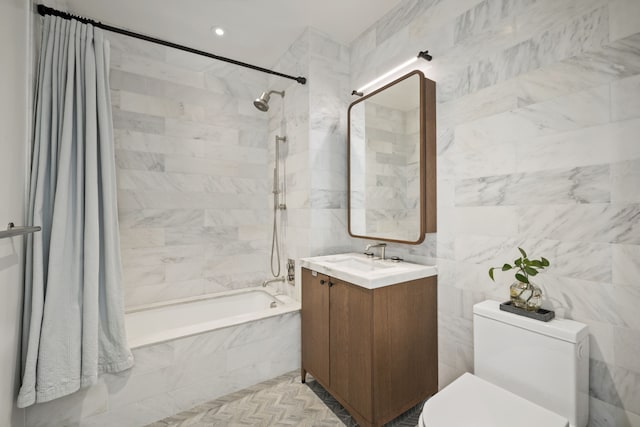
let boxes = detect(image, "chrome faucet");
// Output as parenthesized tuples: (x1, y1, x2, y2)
(365, 243, 387, 260)
(262, 277, 285, 287)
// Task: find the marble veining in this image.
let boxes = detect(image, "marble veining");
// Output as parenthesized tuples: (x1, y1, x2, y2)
(346, 0, 640, 423)
(110, 29, 271, 307)
(517, 203, 640, 244)
(374, 0, 437, 48)
(590, 359, 640, 416)
(455, 164, 611, 206)
(25, 311, 300, 427)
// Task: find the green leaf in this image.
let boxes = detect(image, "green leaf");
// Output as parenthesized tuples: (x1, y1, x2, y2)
(515, 273, 529, 284)
(530, 260, 543, 268)
(501, 264, 512, 271)
(514, 258, 522, 266)
(489, 268, 495, 281)
(523, 258, 531, 266)
(541, 257, 550, 267)
(518, 247, 528, 258)
(524, 266, 538, 276)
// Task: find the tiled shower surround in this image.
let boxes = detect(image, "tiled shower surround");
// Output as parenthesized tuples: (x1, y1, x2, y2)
(23, 32, 302, 426)
(109, 32, 272, 307)
(268, 29, 353, 261)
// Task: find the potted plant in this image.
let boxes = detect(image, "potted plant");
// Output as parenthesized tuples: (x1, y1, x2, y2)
(489, 247, 550, 312)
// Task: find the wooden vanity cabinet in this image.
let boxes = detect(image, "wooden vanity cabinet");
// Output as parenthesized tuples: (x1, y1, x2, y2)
(301, 269, 330, 385)
(301, 267, 438, 427)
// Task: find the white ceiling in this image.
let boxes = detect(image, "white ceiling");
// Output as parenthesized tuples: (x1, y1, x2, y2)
(61, 0, 404, 69)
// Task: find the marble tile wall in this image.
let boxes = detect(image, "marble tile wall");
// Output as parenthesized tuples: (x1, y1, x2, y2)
(306, 29, 352, 257)
(267, 28, 352, 300)
(266, 30, 310, 272)
(24, 312, 300, 426)
(107, 33, 272, 307)
(345, 0, 640, 424)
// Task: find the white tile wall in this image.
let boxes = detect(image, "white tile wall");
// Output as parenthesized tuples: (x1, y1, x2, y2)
(265, 28, 352, 300)
(346, 0, 640, 424)
(108, 33, 272, 307)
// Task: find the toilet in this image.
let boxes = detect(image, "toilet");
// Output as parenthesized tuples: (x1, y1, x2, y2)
(420, 300, 589, 427)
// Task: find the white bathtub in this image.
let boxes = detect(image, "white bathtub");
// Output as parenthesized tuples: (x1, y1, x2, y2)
(126, 286, 300, 348)
(26, 286, 301, 426)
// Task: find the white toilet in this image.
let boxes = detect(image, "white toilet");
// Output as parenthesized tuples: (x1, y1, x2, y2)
(420, 300, 589, 427)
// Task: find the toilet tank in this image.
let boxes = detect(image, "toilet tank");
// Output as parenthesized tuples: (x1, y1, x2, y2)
(473, 300, 589, 427)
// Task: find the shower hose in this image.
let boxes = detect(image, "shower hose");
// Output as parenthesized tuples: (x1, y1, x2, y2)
(270, 191, 281, 277)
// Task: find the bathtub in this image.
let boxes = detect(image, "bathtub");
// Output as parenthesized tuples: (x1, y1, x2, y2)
(126, 286, 300, 348)
(26, 286, 301, 427)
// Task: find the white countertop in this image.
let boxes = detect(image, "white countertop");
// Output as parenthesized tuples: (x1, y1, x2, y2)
(299, 252, 437, 289)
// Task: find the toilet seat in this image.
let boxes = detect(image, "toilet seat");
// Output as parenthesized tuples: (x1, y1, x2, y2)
(420, 373, 569, 427)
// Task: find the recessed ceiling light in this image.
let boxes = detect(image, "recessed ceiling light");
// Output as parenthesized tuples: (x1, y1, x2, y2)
(212, 27, 225, 36)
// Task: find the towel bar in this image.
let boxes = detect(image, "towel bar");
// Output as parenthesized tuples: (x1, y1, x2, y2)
(0, 222, 41, 239)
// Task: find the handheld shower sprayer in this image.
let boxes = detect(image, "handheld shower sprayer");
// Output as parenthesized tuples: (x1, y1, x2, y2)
(270, 134, 287, 278)
(254, 89, 287, 279)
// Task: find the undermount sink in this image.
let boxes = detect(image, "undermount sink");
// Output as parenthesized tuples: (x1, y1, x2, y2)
(299, 253, 437, 289)
(321, 255, 393, 272)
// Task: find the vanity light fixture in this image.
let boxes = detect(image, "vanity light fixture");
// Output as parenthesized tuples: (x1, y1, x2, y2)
(353, 50, 432, 96)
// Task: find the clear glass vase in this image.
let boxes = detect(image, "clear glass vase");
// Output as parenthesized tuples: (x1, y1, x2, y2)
(510, 281, 542, 311)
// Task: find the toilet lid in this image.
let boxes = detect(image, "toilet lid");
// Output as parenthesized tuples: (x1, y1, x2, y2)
(421, 373, 569, 427)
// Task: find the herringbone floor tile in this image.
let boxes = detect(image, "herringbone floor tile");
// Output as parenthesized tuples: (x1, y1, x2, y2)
(149, 371, 423, 427)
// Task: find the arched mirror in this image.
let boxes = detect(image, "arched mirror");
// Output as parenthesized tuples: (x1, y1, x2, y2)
(348, 70, 436, 244)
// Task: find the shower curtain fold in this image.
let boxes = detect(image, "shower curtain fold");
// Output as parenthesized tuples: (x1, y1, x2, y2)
(18, 15, 133, 408)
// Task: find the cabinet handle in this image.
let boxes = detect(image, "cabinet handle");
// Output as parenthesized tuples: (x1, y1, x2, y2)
(320, 279, 326, 285)
(329, 281, 334, 287)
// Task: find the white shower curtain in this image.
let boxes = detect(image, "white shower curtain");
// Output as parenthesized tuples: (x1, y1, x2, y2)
(18, 16, 133, 407)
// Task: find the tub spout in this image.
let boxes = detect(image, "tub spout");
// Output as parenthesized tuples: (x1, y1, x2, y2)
(262, 277, 285, 287)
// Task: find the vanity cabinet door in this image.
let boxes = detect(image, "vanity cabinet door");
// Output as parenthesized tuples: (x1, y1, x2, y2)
(301, 268, 330, 386)
(329, 278, 373, 422)
(372, 276, 438, 421)
(301, 266, 438, 427)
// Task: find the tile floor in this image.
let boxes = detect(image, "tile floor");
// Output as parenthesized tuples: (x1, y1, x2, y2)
(149, 371, 423, 426)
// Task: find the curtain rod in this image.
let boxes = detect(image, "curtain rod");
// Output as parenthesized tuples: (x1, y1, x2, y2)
(36, 4, 307, 85)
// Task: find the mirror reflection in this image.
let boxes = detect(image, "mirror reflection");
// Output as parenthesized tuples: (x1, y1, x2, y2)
(348, 70, 425, 243)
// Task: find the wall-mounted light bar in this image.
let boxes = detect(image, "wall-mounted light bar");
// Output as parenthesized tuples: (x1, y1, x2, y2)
(352, 50, 432, 96)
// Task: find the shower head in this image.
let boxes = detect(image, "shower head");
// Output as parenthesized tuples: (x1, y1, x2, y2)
(253, 93, 270, 112)
(253, 90, 285, 112)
